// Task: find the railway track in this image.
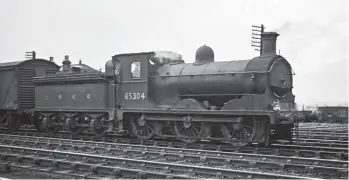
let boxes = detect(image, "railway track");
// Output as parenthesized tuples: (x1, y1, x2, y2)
(0, 124, 348, 148)
(2, 123, 347, 142)
(0, 144, 327, 179)
(0, 124, 347, 156)
(6, 129, 349, 151)
(0, 133, 347, 161)
(1, 127, 348, 147)
(0, 123, 346, 179)
(0, 134, 346, 179)
(0, 145, 191, 179)
(12, 122, 349, 134)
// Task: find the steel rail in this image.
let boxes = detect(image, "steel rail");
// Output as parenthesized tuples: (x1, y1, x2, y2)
(285, 140, 348, 148)
(272, 144, 348, 152)
(0, 144, 330, 179)
(295, 134, 348, 141)
(298, 127, 348, 130)
(287, 139, 348, 148)
(295, 138, 348, 144)
(297, 132, 348, 136)
(296, 130, 348, 135)
(299, 128, 348, 130)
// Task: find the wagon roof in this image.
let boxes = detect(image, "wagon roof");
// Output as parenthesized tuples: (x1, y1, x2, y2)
(0, 59, 59, 68)
(0, 60, 24, 68)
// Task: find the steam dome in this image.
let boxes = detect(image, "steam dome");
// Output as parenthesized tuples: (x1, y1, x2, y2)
(194, 45, 214, 65)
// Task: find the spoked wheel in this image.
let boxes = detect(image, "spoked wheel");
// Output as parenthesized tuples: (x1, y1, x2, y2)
(7, 112, 20, 134)
(42, 116, 59, 134)
(221, 117, 256, 147)
(90, 117, 107, 137)
(66, 116, 83, 136)
(131, 115, 159, 140)
(174, 116, 207, 143)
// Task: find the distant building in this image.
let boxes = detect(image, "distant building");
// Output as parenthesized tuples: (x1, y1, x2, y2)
(313, 106, 348, 123)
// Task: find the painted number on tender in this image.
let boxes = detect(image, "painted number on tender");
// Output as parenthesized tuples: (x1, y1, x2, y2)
(125, 92, 145, 100)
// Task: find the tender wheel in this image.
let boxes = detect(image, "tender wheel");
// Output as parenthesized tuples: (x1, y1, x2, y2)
(34, 115, 43, 132)
(42, 116, 59, 133)
(221, 117, 255, 147)
(174, 116, 206, 143)
(90, 118, 107, 137)
(7, 112, 20, 134)
(130, 115, 156, 140)
(66, 116, 82, 135)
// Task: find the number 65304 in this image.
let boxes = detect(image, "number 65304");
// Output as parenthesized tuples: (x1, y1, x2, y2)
(125, 92, 145, 100)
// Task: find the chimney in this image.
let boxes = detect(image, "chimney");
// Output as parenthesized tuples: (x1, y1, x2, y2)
(49, 57, 54, 62)
(261, 32, 279, 57)
(62, 55, 71, 71)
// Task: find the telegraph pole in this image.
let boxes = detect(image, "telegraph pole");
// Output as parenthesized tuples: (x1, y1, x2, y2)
(251, 24, 265, 56)
(25, 51, 36, 59)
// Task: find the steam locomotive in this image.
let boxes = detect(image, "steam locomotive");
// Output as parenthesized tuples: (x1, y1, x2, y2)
(0, 31, 301, 147)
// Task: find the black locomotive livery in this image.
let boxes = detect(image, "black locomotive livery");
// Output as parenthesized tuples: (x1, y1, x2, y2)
(0, 31, 302, 147)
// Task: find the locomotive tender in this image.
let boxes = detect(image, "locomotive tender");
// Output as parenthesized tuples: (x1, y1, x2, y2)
(3, 31, 300, 147)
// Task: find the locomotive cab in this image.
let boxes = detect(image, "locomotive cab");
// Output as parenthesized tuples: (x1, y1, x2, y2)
(109, 52, 155, 109)
(106, 51, 186, 109)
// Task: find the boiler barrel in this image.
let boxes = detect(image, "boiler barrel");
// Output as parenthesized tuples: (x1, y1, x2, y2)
(155, 59, 271, 96)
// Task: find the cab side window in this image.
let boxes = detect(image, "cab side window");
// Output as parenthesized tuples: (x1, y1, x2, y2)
(131, 61, 141, 79)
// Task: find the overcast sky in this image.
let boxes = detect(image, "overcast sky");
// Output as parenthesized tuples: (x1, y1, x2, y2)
(0, 0, 347, 106)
